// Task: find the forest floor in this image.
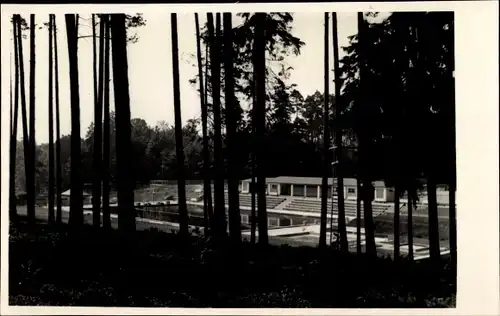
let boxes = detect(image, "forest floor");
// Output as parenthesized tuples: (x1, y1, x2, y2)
(9, 215, 455, 308)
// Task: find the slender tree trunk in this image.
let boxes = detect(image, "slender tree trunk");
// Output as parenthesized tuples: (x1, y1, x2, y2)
(102, 15, 112, 229)
(15, 15, 32, 225)
(48, 14, 55, 224)
(91, 14, 98, 226)
(407, 189, 414, 260)
(195, 13, 213, 235)
(66, 14, 83, 227)
(250, 74, 257, 244)
(332, 12, 348, 252)
(204, 44, 214, 230)
(102, 15, 111, 229)
(254, 13, 269, 245)
(53, 14, 63, 224)
(223, 13, 241, 242)
(357, 12, 377, 257)
(10, 51, 13, 138)
(427, 176, 441, 263)
(170, 13, 189, 237)
(319, 13, 329, 249)
(92, 14, 105, 228)
(356, 177, 362, 254)
(110, 14, 136, 234)
(393, 185, 400, 260)
(207, 13, 227, 239)
(449, 62, 457, 272)
(449, 150, 456, 269)
(28, 14, 37, 221)
(10, 16, 20, 221)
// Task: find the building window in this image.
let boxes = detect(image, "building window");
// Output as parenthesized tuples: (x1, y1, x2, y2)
(270, 184, 278, 192)
(241, 214, 249, 224)
(280, 218, 291, 226)
(347, 188, 356, 194)
(242, 182, 249, 192)
(268, 217, 279, 226)
(375, 188, 384, 199)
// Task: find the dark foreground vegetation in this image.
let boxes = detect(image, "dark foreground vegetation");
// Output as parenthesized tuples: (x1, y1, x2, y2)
(10, 217, 455, 308)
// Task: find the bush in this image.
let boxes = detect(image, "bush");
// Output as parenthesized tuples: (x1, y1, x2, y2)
(8, 218, 455, 307)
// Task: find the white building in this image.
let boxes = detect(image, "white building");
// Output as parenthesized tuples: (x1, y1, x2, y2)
(240, 176, 395, 203)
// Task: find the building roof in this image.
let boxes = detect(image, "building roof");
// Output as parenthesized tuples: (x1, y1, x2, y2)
(242, 176, 386, 188)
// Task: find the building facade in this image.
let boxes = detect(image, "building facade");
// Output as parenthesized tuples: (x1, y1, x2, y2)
(240, 176, 395, 203)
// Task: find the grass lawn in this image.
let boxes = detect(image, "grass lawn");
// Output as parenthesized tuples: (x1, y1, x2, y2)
(9, 216, 455, 307)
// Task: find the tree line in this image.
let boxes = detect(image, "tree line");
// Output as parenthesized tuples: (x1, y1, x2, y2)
(9, 12, 455, 269)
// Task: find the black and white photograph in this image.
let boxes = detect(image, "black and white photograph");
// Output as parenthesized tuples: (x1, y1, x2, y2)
(0, 1, 498, 314)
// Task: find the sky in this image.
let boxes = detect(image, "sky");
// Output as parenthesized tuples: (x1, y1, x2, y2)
(7, 12, 368, 144)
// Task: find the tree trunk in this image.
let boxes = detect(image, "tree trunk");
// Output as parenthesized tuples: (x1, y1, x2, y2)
(250, 74, 257, 244)
(407, 190, 414, 261)
(319, 12, 329, 249)
(48, 14, 55, 224)
(53, 14, 63, 224)
(427, 176, 441, 263)
(332, 12, 348, 252)
(449, 59, 457, 271)
(356, 178, 362, 254)
(254, 13, 269, 245)
(92, 14, 105, 228)
(110, 14, 136, 234)
(449, 146, 456, 270)
(65, 14, 84, 227)
(28, 14, 37, 222)
(223, 13, 241, 242)
(203, 39, 213, 229)
(15, 15, 32, 225)
(207, 13, 227, 239)
(102, 15, 112, 229)
(357, 12, 377, 257)
(393, 185, 400, 260)
(195, 13, 213, 235)
(170, 13, 189, 237)
(10, 16, 20, 221)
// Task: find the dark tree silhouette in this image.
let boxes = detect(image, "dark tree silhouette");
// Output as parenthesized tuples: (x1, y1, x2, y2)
(48, 14, 55, 224)
(427, 177, 440, 262)
(66, 14, 83, 227)
(410, 21, 441, 264)
(110, 14, 136, 234)
(102, 14, 112, 229)
(53, 14, 63, 224)
(170, 13, 189, 237)
(332, 12, 348, 252)
(10, 16, 20, 221)
(319, 12, 329, 249)
(356, 178, 362, 254)
(449, 73, 457, 272)
(407, 190, 414, 261)
(223, 13, 241, 242)
(207, 13, 227, 239)
(92, 14, 105, 228)
(254, 13, 269, 245)
(195, 13, 213, 235)
(15, 15, 33, 225)
(393, 185, 400, 260)
(28, 14, 37, 223)
(357, 12, 377, 257)
(250, 72, 257, 244)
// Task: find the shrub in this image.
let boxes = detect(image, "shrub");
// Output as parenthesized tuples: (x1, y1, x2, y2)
(8, 219, 455, 307)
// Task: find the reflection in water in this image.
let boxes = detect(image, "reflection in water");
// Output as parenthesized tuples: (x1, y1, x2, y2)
(108, 203, 319, 229)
